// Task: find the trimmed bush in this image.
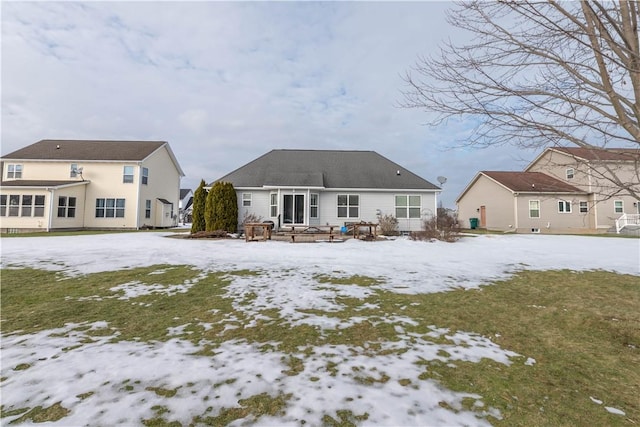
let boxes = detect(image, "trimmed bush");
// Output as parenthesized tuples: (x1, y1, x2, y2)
(190, 179, 207, 234)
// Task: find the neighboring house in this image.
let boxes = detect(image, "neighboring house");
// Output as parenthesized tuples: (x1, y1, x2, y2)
(1, 139, 184, 232)
(457, 171, 590, 233)
(214, 149, 441, 232)
(457, 147, 640, 233)
(179, 188, 193, 224)
(526, 147, 640, 232)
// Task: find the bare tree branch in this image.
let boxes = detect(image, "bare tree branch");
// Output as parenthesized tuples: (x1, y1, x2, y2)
(401, 0, 640, 198)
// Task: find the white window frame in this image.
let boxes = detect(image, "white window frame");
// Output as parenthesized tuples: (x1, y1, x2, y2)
(6, 164, 23, 179)
(337, 194, 359, 218)
(310, 193, 319, 218)
(142, 167, 149, 185)
(70, 164, 79, 178)
(123, 166, 134, 184)
(34, 195, 45, 217)
(270, 193, 277, 217)
(579, 201, 588, 213)
(242, 193, 252, 207)
(57, 196, 76, 218)
(529, 200, 540, 218)
(145, 199, 151, 219)
(614, 200, 623, 214)
(566, 168, 574, 179)
(395, 195, 421, 219)
(96, 198, 126, 218)
(558, 200, 571, 213)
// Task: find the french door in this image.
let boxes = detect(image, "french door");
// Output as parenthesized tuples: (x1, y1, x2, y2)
(283, 194, 305, 225)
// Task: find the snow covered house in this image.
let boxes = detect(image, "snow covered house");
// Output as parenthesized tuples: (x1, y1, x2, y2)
(1, 139, 184, 232)
(213, 149, 441, 232)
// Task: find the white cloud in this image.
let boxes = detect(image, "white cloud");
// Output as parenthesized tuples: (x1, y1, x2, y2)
(1, 1, 537, 207)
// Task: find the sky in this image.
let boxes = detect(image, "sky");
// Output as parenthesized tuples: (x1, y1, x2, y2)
(1, 232, 638, 425)
(1, 1, 535, 207)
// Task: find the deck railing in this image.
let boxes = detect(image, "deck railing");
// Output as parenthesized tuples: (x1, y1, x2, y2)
(615, 213, 640, 233)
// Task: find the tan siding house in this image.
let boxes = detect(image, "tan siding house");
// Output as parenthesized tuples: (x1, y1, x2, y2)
(1, 139, 184, 232)
(457, 171, 591, 233)
(526, 147, 640, 231)
(457, 147, 639, 234)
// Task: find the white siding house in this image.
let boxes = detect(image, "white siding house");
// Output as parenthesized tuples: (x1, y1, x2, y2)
(214, 150, 441, 233)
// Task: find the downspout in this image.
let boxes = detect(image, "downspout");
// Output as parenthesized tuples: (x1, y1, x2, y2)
(135, 163, 141, 229)
(513, 193, 519, 230)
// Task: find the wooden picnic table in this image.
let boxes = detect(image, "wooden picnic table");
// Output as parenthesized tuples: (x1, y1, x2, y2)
(345, 221, 378, 239)
(244, 222, 273, 242)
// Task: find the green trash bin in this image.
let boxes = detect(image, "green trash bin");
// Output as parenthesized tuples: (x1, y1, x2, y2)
(469, 218, 479, 229)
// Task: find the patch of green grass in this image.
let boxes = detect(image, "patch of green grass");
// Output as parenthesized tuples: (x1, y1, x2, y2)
(191, 392, 291, 425)
(8, 402, 69, 424)
(313, 274, 382, 287)
(1, 266, 638, 425)
(390, 270, 640, 426)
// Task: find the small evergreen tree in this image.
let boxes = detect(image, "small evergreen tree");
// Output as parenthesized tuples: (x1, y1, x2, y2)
(218, 182, 238, 233)
(190, 179, 207, 234)
(206, 182, 223, 231)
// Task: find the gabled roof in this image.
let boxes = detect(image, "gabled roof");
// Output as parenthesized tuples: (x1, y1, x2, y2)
(456, 171, 585, 202)
(180, 188, 192, 199)
(215, 149, 440, 190)
(482, 171, 585, 193)
(542, 146, 639, 162)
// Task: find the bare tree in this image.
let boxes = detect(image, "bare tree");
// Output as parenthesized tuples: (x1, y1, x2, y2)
(402, 0, 640, 199)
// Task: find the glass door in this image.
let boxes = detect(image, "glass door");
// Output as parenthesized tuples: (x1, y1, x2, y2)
(283, 194, 305, 225)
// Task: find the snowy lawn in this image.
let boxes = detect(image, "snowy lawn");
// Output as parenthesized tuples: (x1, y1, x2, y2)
(1, 232, 639, 426)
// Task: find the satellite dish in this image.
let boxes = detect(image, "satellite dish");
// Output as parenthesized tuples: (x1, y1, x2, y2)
(437, 176, 447, 185)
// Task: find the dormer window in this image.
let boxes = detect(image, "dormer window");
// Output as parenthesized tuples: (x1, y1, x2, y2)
(6, 164, 22, 179)
(566, 168, 574, 179)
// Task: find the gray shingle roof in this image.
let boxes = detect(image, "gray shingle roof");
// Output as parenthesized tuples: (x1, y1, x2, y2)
(215, 150, 440, 190)
(2, 139, 167, 161)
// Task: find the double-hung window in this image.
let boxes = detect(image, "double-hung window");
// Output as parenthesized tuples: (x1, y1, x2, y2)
(242, 193, 252, 207)
(566, 168, 574, 179)
(123, 166, 134, 183)
(337, 194, 359, 218)
(33, 196, 45, 217)
(7, 164, 23, 179)
(8, 195, 20, 216)
(614, 200, 623, 214)
(270, 193, 277, 217)
(558, 200, 571, 213)
(579, 201, 588, 213)
(96, 198, 125, 218)
(142, 167, 149, 185)
(395, 195, 421, 219)
(529, 200, 540, 218)
(21, 195, 33, 217)
(58, 196, 77, 218)
(145, 200, 151, 219)
(310, 194, 319, 218)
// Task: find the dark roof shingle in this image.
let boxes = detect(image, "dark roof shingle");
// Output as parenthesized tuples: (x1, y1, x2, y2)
(215, 150, 440, 190)
(553, 147, 640, 161)
(482, 171, 585, 193)
(2, 139, 167, 161)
